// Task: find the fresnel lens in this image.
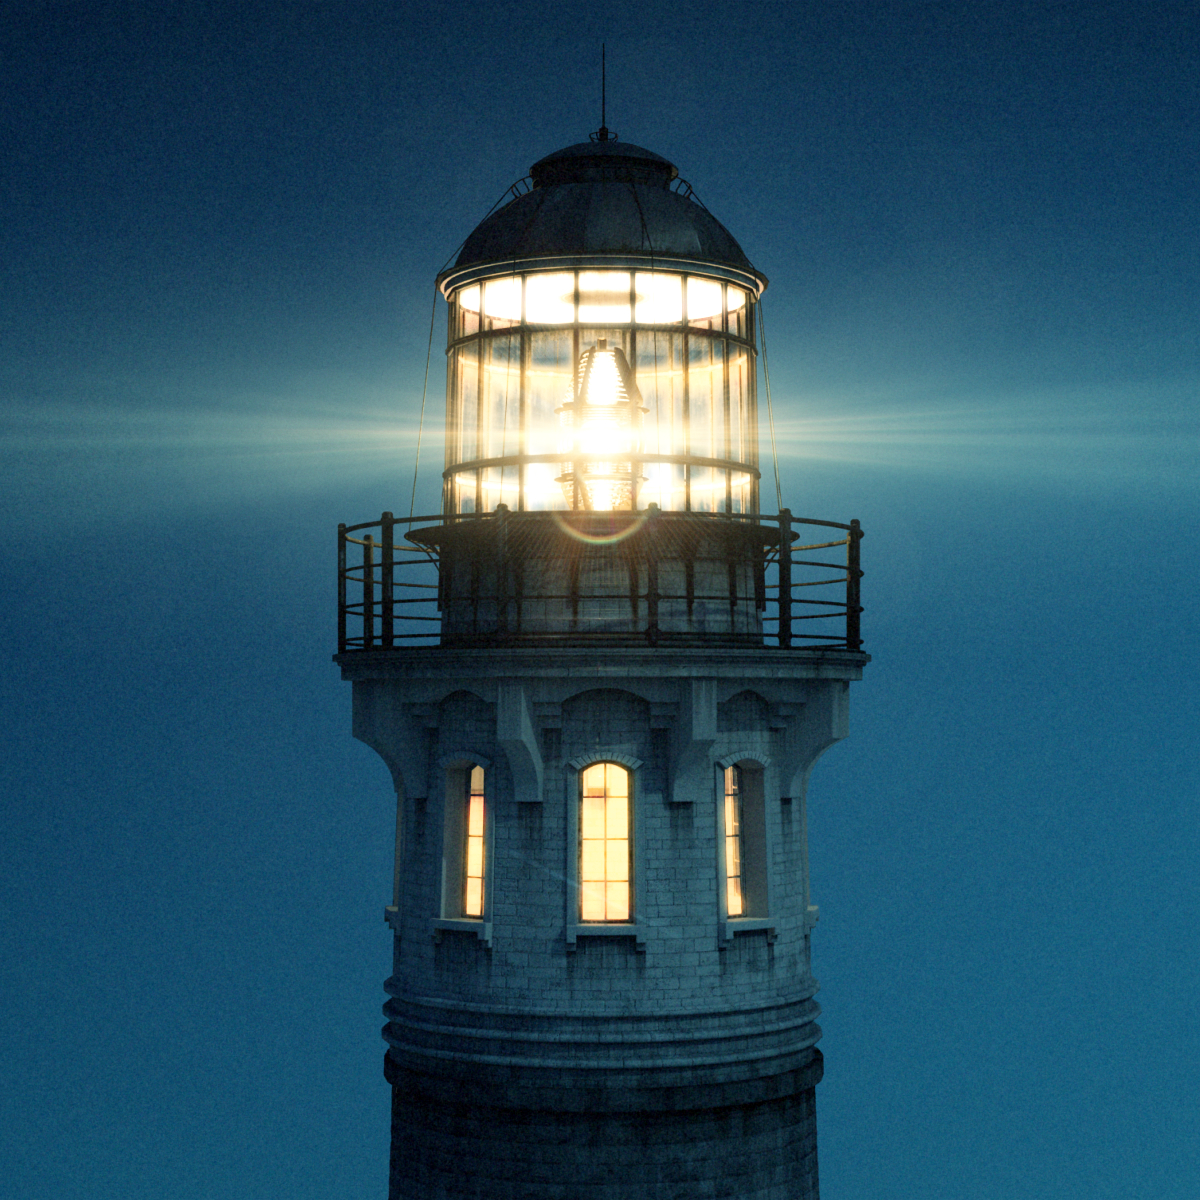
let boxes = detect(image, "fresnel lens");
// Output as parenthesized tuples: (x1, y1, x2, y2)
(557, 338, 645, 511)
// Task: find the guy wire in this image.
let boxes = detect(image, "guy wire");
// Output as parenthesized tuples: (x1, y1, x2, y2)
(407, 285, 438, 527)
(757, 298, 783, 512)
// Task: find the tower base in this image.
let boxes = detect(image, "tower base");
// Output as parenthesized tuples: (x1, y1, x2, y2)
(386, 1050, 821, 1200)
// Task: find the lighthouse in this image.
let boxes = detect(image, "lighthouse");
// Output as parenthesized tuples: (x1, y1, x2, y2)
(336, 130, 866, 1199)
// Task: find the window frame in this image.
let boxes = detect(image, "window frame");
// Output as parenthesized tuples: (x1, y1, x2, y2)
(715, 755, 775, 945)
(564, 753, 645, 951)
(435, 755, 494, 946)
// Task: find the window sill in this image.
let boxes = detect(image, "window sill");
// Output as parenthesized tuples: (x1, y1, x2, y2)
(720, 916, 776, 946)
(567, 922, 646, 952)
(432, 917, 492, 947)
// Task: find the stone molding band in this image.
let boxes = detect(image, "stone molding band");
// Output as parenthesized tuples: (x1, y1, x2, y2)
(384, 1046, 823, 1115)
(382, 991, 822, 1093)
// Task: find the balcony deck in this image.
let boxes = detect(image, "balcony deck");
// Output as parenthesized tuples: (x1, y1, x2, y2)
(336, 508, 862, 654)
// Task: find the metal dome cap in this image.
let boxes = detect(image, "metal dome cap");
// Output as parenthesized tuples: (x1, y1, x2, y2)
(529, 139, 677, 186)
(438, 136, 767, 296)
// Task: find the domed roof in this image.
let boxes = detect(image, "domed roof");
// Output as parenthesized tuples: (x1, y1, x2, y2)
(438, 136, 765, 294)
(530, 139, 677, 186)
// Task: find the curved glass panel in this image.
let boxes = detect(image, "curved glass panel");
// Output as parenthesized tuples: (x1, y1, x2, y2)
(445, 269, 758, 515)
(525, 272, 576, 324)
(578, 270, 631, 324)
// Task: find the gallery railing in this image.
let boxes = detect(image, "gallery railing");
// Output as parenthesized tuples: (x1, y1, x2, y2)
(337, 509, 862, 653)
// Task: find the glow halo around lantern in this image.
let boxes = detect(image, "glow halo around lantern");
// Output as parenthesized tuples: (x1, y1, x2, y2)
(549, 509, 648, 545)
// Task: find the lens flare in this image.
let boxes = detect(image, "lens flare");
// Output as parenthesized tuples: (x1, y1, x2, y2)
(549, 510, 648, 545)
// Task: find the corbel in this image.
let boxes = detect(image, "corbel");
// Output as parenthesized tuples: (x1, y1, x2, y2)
(497, 680, 544, 802)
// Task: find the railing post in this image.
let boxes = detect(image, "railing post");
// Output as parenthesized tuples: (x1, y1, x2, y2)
(495, 503, 509, 639)
(469, 524, 481, 637)
(381, 511, 394, 649)
(568, 550, 580, 631)
(645, 503, 659, 645)
(847, 518, 863, 651)
(777, 508, 792, 648)
(337, 523, 347, 653)
(753, 515, 767, 614)
(363, 533, 375, 649)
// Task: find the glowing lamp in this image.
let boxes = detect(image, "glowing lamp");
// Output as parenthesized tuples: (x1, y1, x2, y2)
(557, 338, 645, 511)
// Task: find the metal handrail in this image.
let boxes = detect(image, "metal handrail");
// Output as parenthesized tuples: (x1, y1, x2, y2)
(442, 451, 763, 484)
(337, 509, 862, 653)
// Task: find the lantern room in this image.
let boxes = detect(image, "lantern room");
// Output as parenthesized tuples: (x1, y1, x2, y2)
(336, 134, 862, 654)
(436, 137, 766, 517)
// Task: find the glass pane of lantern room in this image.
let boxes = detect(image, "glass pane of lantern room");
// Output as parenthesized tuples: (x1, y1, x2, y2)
(687, 277, 724, 329)
(688, 336, 722, 510)
(526, 330, 573, 509)
(454, 472, 477, 514)
(730, 472, 752, 514)
(728, 344, 746, 467)
(525, 272, 575, 324)
(667, 333, 688, 510)
(484, 334, 519, 459)
(726, 286, 747, 339)
(636, 331, 685, 510)
(483, 334, 519, 468)
(687, 336, 715, 459)
(637, 329, 676, 454)
(481, 277, 521, 327)
(457, 286, 480, 338)
(635, 272, 683, 324)
(481, 466, 518, 512)
(455, 341, 480, 467)
(578, 271, 631, 324)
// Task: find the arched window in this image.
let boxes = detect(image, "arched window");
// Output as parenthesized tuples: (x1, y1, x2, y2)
(579, 762, 631, 922)
(463, 765, 486, 917)
(442, 764, 487, 920)
(724, 765, 747, 916)
(721, 762, 767, 920)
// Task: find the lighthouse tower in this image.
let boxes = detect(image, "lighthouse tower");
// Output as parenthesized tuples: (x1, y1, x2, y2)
(336, 132, 866, 1200)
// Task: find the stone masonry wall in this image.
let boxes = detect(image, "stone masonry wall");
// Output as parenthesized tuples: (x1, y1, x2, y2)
(343, 646, 862, 1200)
(387, 1055, 821, 1200)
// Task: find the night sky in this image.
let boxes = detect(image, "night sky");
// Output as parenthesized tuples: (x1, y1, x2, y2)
(3, 3, 1198, 1198)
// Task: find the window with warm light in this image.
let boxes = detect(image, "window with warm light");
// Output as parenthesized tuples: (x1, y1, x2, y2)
(442, 764, 486, 920)
(724, 765, 747, 917)
(579, 762, 631, 922)
(444, 269, 759, 516)
(721, 762, 767, 920)
(463, 765, 485, 917)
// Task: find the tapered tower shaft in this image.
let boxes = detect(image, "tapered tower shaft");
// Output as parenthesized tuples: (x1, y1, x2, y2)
(335, 134, 867, 1199)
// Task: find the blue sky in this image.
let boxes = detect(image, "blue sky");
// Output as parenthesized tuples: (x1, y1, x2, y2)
(2, 2, 1198, 1197)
